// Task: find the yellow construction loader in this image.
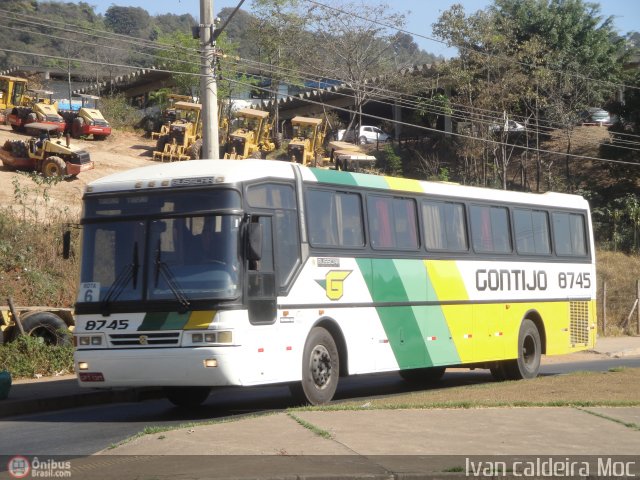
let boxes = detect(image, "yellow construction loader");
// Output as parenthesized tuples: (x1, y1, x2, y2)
(152, 101, 203, 161)
(223, 108, 275, 159)
(287, 116, 326, 166)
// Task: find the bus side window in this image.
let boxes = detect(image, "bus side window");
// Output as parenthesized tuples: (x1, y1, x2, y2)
(552, 212, 587, 256)
(470, 205, 512, 254)
(423, 200, 467, 251)
(514, 209, 550, 255)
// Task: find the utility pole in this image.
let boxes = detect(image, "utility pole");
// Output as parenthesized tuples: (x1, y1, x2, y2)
(199, 0, 219, 159)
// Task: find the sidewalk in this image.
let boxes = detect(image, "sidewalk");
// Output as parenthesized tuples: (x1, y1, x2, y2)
(0, 336, 638, 419)
(0, 337, 638, 479)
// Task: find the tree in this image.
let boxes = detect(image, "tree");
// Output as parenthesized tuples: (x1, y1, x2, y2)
(292, 1, 410, 138)
(104, 6, 151, 37)
(433, 0, 626, 190)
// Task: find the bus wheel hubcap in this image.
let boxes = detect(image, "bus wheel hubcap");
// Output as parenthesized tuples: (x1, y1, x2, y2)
(311, 345, 331, 388)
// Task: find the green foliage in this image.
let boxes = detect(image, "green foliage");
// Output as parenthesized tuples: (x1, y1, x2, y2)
(104, 6, 151, 36)
(0, 336, 73, 379)
(155, 31, 200, 96)
(100, 94, 143, 130)
(377, 144, 403, 177)
(0, 175, 79, 307)
(590, 193, 640, 253)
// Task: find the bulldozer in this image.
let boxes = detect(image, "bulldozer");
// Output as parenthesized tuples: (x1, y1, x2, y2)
(148, 94, 194, 139)
(7, 89, 66, 134)
(0, 75, 28, 124)
(62, 94, 112, 140)
(287, 116, 326, 166)
(224, 108, 275, 159)
(152, 101, 203, 161)
(0, 123, 94, 177)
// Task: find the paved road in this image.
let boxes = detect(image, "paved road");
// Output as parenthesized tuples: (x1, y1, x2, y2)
(2, 356, 639, 457)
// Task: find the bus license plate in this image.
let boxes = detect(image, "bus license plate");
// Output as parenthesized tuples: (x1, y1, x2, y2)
(79, 372, 105, 382)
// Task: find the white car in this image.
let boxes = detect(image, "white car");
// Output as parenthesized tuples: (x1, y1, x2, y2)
(490, 120, 526, 133)
(337, 125, 391, 144)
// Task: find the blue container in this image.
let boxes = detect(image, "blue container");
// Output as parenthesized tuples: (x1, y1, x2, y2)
(0, 371, 11, 400)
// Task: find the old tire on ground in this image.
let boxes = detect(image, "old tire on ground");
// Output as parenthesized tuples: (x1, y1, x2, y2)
(504, 319, 541, 380)
(94, 134, 107, 141)
(295, 326, 339, 405)
(189, 138, 203, 159)
(71, 117, 84, 138)
(42, 156, 67, 177)
(20, 312, 70, 346)
(165, 386, 211, 408)
(358, 135, 368, 145)
(399, 366, 446, 383)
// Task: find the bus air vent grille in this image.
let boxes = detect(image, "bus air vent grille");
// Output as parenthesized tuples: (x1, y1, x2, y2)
(569, 301, 589, 345)
(109, 331, 180, 347)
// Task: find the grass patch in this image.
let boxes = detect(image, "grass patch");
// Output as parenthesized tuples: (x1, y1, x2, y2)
(292, 368, 640, 411)
(577, 407, 640, 431)
(286, 412, 333, 439)
(0, 335, 73, 378)
(109, 412, 276, 450)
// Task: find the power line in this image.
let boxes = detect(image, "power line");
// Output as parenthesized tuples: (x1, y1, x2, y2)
(221, 74, 640, 168)
(303, 0, 640, 91)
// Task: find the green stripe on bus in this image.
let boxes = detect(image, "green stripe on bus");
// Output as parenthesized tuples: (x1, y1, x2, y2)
(360, 259, 431, 368)
(311, 169, 358, 187)
(139, 311, 189, 330)
(394, 259, 461, 366)
(356, 258, 461, 368)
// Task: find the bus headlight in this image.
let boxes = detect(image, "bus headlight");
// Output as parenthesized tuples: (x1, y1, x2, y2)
(187, 331, 233, 345)
(76, 334, 105, 348)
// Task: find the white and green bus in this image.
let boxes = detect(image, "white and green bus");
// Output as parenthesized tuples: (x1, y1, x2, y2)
(73, 160, 596, 406)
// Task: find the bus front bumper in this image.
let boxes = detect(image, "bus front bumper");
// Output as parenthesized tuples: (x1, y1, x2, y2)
(74, 347, 243, 388)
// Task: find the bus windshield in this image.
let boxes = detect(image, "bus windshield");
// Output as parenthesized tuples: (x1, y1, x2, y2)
(79, 190, 242, 307)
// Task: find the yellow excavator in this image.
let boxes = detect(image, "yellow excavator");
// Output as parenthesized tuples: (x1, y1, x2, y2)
(287, 116, 326, 166)
(223, 108, 275, 159)
(152, 101, 203, 161)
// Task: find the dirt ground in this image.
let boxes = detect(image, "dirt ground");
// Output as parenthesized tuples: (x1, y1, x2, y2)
(0, 125, 157, 218)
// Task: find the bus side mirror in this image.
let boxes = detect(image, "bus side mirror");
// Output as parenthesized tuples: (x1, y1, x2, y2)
(247, 223, 262, 262)
(62, 230, 71, 259)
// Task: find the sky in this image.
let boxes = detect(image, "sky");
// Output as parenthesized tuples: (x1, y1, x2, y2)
(81, 0, 639, 58)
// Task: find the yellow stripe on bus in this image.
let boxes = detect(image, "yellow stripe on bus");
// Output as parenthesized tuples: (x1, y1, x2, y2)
(184, 310, 217, 330)
(384, 176, 423, 193)
(424, 260, 475, 362)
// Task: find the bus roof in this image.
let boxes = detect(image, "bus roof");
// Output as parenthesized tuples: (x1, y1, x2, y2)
(84, 160, 589, 210)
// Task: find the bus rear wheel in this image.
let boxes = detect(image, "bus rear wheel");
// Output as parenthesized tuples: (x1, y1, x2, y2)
(295, 326, 339, 405)
(504, 319, 541, 380)
(165, 386, 211, 408)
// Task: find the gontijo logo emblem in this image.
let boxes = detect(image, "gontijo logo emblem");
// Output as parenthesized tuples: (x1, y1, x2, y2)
(316, 270, 352, 300)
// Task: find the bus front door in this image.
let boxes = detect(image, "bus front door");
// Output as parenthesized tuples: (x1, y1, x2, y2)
(246, 215, 276, 325)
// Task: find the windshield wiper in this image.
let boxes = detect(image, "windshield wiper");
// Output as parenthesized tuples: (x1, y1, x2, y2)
(100, 242, 139, 316)
(154, 240, 191, 312)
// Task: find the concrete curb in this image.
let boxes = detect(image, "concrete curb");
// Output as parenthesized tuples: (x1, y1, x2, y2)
(604, 348, 640, 358)
(0, 387, 163, 418)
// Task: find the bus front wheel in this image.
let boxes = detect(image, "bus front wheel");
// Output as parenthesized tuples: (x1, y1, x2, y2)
(296, 326, 339, 405)
(505, 319, 541, 380)
(165, 386, 211, 408)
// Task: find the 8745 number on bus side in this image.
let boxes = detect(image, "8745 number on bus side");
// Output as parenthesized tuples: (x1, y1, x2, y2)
(558, 272, 591, 289)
